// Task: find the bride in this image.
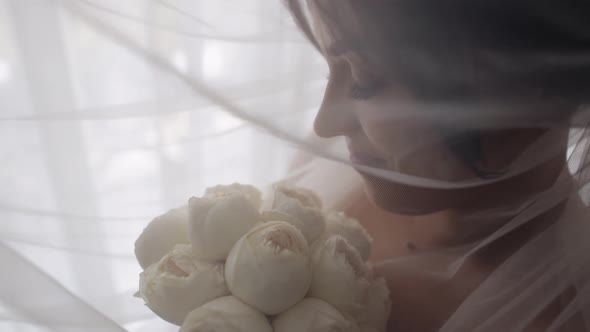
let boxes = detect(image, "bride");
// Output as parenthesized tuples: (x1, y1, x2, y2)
(284, 0, 590, 331)
(3, 1, 589, 331)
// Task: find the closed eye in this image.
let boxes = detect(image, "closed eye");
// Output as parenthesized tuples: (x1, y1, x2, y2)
(326, 63, 383, 100)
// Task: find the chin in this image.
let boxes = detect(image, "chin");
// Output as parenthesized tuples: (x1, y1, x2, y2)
(358, 154, 567, 216)
(359, 172, 457, 216)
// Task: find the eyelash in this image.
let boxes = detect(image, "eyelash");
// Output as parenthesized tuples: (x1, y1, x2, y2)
(325, 73, 382, 101)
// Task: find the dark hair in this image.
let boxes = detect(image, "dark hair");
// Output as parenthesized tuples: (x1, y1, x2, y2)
(286, 0, 590, 177)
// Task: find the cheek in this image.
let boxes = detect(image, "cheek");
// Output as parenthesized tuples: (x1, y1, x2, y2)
(357, 111, 473, 180)
(353, 92, 442, 160)
(351, 85, 479, 181)
(357, 108, 432, 158)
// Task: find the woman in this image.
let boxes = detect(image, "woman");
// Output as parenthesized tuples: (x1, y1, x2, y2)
(285, 0, 590, 331)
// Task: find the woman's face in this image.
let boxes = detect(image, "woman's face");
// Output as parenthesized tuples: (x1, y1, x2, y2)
(317, 52, 475, 181)
(311, 19, 559, 215)
(315, 48, 466, 214)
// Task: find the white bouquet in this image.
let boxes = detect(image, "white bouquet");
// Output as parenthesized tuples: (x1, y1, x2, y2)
(134, 183, 390, 331)
(225, 221, 312, 315)
(266, 183, 326, 244)
(273, 298, 359, 332)
(188, 183, 261, 261)
(138, 244, 229, 325)
(180, 296, 272, 332)
(356, 278, 392, 332)
(135, 206, 189, 269)
(309, 235, 372, 314)
(325, 211, 373, 261)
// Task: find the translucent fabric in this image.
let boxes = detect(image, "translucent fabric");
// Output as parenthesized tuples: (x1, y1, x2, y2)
(0, 1, 323, 331)
(291, 129, 590, 331)
(281, 0, 590, 331)
(3, 1, 590, 332)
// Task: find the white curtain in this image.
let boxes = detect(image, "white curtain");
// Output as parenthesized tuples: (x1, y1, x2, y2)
(0, 1, 325, 330)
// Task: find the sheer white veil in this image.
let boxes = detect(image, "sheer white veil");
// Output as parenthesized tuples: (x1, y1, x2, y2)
(0, 1, 324, 331)
(436, 132, 590, 331)
(284, 0, 590, 330)
(2, 0, 590, 331)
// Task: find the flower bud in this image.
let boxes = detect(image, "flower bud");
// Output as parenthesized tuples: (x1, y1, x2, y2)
(273, 298, 360, 332)
(309, 235, 372, 314)
(180, 296, 272, 332)
(188, 190, 260, 261)
(135, 206, 189, 270)
(355, 278, 391, 332)
(325, 211, 372, 261)
(204, 183, 262, 209)
(138, 245, 229, 325)
(270, 184, 325, 244)
(225, 221, 312, 315)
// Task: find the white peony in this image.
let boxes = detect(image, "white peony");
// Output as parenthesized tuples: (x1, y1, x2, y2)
(269, 184, 326, 244)
(204, 183, 262, 209)
(309, 235, 372, 314)
(138, 245, 229, 325)
(355, 278, 391, 332)
(273, 298, 360, 332)
(260, 210, 305, 228)
(135, 206, 189, 270)
(273, 183, 323, 209)
(188, 189, 260, 261)
(180, 296, 272, 332)
(225, 221, 312, 315)
(325, 211, 373, 261)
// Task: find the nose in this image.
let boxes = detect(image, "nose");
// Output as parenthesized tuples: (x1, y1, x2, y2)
(313, 79, 360, 138)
